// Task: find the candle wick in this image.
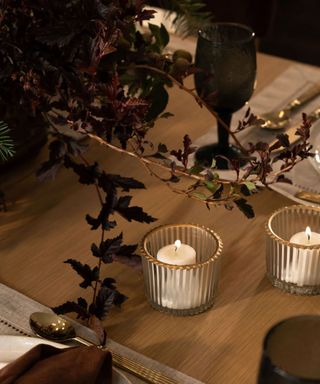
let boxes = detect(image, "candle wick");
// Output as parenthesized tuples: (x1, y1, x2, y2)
(307, 233, 311, 242)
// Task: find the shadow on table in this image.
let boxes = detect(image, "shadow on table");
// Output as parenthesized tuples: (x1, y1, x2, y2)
(139, 337, 232, 381)
(213, 276, 274, 310)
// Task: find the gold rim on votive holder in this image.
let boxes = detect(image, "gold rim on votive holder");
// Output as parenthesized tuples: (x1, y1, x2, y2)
(265, 205, 320, 295)
(139, 223, 223, 316)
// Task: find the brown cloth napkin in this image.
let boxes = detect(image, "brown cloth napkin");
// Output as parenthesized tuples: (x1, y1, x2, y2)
(0, 344, 112, 384)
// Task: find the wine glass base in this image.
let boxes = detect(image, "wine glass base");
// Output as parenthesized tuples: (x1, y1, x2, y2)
(195, 144, 247, 170)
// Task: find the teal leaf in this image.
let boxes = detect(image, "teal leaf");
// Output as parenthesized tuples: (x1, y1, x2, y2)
(158, 143, 168, 153)
(146, 84, 169, 121)
(148, 23, 169, 50)
(160, 112, 174, 119)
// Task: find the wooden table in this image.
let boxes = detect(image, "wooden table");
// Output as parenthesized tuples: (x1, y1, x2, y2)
(1, 52, 320, 384)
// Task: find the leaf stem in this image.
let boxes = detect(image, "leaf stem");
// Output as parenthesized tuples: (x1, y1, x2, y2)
(79, 154, 104, 205)
(78, 154, 105, 313)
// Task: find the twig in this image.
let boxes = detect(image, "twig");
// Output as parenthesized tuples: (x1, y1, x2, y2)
(78, 153, 104, 308)
(87, 133, 232, 184)
(79, 154, 104, 206)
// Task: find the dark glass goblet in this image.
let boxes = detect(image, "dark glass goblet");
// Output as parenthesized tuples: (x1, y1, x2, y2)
(258, 316, 320, 383)
(194, 22, 256, 169)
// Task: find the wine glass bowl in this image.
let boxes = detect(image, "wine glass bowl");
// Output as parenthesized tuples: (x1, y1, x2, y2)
(194, 23, 256, 169)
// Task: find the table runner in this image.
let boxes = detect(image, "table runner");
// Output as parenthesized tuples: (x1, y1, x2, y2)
(0, 283, 204, 384)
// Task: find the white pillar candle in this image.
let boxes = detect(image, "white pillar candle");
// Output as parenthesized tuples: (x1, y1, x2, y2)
(157, 240, 199, 309)
(287, 227, 320, 286)
(290, 227, 320, 246)
(156, 240, 196, 265)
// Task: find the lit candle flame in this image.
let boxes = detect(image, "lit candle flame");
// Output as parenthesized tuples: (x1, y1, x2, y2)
(306, 226, 311, 242)
(174, 240, 181, 251)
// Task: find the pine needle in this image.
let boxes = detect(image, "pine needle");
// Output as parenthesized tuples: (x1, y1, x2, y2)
(0, 121, 15, 161)
(156, 0, 213, 37)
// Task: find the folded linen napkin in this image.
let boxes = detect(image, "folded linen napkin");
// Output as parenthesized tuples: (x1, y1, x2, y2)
(0, 344, 112, 384)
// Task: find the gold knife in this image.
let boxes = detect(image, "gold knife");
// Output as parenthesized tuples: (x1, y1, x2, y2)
(270, 106, 320, 151)
(295, 190, 320, 204)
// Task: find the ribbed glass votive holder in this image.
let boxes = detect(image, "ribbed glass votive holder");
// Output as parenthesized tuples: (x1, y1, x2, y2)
(266, 205, 320, 295)
(139, 224, 223, 316)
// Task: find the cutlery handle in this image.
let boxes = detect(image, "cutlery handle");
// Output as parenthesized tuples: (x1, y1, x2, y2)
(72, 336, 179, 384)
(288, 83, 320, 111)
(73, 336, 94, 346)
(111, 352, 180, 384)
(295, 191, 320, 204)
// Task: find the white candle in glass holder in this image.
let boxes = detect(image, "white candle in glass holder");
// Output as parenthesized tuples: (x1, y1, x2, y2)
(157, 240, 199, 309)
(157, 240, 196, 265)
(290, 227, 320, 246)
(288, 227, 320, 286)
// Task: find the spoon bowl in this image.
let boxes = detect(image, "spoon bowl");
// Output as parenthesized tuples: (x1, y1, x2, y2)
(259, 108, 291, 130)
(29, 312, 92, 345)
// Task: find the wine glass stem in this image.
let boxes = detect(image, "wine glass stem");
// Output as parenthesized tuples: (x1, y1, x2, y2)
(217, 111, 232, 149)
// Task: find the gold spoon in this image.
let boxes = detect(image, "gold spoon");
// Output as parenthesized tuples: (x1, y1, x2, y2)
(29, 312, 179, 384)
(258, 83, 320, 130)
(269, 106, 320, 151)
(29, 312, 92, 345)
(295, 190, 320, 204)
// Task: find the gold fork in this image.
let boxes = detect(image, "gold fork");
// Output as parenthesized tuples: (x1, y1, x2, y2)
(258, 83, 320, 130)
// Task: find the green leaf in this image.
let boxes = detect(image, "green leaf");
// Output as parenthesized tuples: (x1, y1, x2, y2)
(240, 181, 257, 196)
(244, 181, 256, 192)
(204, 180, 219, 194)
(192, 192, 207, 200)
(210, 159, 216, 168)
(189, 164, 204, 174)
(212, 172, 220, 180)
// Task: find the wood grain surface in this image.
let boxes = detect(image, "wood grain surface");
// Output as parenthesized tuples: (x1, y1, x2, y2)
(1, 52, 320, 384)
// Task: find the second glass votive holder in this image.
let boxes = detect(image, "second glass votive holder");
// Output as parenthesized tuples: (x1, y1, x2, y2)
(139, 224, 223, 316)
(266, 205, 320, 295)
